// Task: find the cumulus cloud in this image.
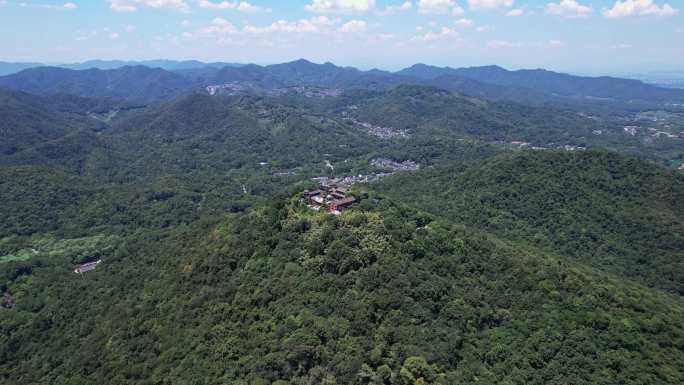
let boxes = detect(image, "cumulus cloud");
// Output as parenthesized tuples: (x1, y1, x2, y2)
(108, 0, 189, 12)
(378, 0, 412, 15)
(468, 0, 514, 9)
(454, 17, 474, 26)
(39, 2, 78, 10)
(506, 8, 523, 16)
(548, 39, 565, 47)
(179, 17, 243, 45)
(242, 16, 338, 34)
(603, 0, 677, 18)
(182, 17, 237, 40)
(198, 0, 271, 13)
(236, 1, 269, 12)
(337, 19, 368, 33)
(488, 39, 523, 48)
(417, 0, 464, 15)
(197, 0, 234, 9)
(545, 0, 592, 17)
(412, 26, 460, 42)
(305, 0, 376, 14)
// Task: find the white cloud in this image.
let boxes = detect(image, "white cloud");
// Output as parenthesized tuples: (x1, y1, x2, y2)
(610, 42, 632, 49)
(180, 18, 242, 44)
(181, 19, 191, 27)
(548, 39, 565, 47)
(39, 2, 78, 10)
(412, 26, 460, 42)
(418, 0, 461, 15)
(603, 0, 677, 18)
(506, 8, 523, 16)
(378, 0, 412, 15)
(305, 0, 376, 14)
(545, 0, 592, 17)
(476, 25, 490, 31)
(488, 39, 523, 48)
(0, 1, 7, 6)
(468, 0, 514, 9)
(109, 32, 120, 39)
(243, 16, 338, 34)
(198, 0, 234, 9)
(370, 33, 395, 41)
(198, 0, 237, 9)
(237, 1, 269, 12)
(454, 17, 474, 26)
(452, 4, 465, 14)
(197, 0, 271, 13)
(337, 19, 368, 33)
(193, 17, 238, 37)
(125, 25, 136, 32)
(108, 0, 189, 12)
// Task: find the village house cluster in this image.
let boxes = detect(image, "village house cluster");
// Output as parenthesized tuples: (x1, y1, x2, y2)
(303, 183, 357, 215)
(206, 82, 341, 98)
(371, 158, 420, 171)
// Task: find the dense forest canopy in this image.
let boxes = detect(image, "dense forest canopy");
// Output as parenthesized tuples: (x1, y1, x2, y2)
(2, 199, 684, 384)
(376, 150, 684, 295)
(1, 61, 683, 384)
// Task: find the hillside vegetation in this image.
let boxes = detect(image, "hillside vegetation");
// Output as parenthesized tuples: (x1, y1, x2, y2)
(1, 62, 684, 385)
(1, 198, 683, 384)
(376, 150, 684, 295)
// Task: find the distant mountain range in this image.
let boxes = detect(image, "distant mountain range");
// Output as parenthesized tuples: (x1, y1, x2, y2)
(400, 64, 684, 103)
(0, 59, 242, 75)
(1, 59, 683, 105)
(0, 62, 44, 77)
(59, 59, 243, 71)
(0, 66, 196, 101)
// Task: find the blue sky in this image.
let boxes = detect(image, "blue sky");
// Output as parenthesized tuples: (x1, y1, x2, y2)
(0, 0, 681, 74)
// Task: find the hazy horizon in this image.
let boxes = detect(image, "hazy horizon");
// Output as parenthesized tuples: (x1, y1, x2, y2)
(1, 57, 683, 79)
(0, 0, 682, 75)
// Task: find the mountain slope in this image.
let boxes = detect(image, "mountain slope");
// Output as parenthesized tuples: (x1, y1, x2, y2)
(210, 59, 410, 90)
(60, 59, 242, 71)
(1, 197, 683, 384)
(0, 89, 142, 173)
(0, 61, 43, 76)
(340, 85, 605, 144)
(375, 150, 684, 295)
(0, 89, 102, 156)
(399, 64, 684, 103)
(0, 66, 195, 101)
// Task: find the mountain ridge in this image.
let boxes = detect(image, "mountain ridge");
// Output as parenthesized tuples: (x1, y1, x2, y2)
(2, 59, 683, 105)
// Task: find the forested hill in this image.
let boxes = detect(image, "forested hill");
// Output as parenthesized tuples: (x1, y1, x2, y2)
(340, 85, 605, 144)
(1, 61, 684, 384)
(375, 150, 684, 295)
(3, 60, 684, 107)
(0, 89, 105, 156)
(1, 197, 683, 384)
(0, 66, 195, 101)
(398, 64, 684, 103)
